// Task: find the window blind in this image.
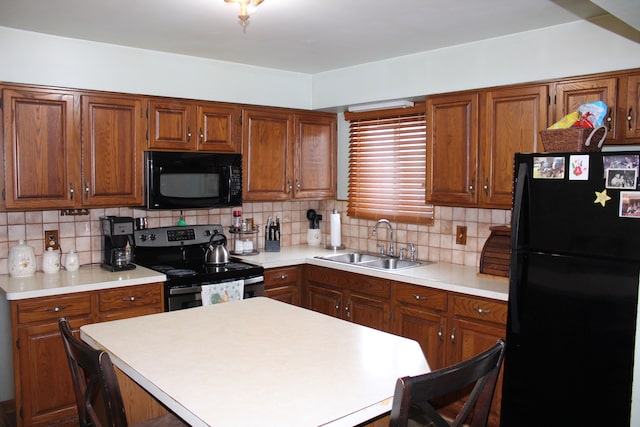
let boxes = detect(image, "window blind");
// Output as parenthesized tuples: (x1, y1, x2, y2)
(346, 103, 433, 224)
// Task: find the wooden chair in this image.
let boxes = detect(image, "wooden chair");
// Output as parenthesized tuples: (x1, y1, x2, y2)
(389, 339, 506, 427)
(58, 318, 187, 427)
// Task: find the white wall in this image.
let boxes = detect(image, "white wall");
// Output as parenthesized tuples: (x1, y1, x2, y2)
(312, 16, 640, 109)
(0, 26, 312, 109)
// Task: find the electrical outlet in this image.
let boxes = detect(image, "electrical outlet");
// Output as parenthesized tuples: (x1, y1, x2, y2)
(456, 226, 467, 245)
(45, 230, 59, 250)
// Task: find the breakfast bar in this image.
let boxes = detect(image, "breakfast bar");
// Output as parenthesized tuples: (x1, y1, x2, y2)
(80, 297, 430, 427)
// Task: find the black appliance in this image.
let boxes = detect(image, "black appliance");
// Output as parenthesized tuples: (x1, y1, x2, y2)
(100, 216, 136, 271)
(145, 151, 242, 210)
(133, 224, 264, 311)
(501, 151, 640, 426)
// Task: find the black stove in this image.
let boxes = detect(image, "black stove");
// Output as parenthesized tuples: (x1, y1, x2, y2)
(133, 224, 264, 311)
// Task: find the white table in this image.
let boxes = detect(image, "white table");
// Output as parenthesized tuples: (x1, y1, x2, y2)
(81, 297, 430, 427)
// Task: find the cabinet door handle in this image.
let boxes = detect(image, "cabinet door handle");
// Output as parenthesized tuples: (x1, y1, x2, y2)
(122, 296, 136, 302)
(483, 178, 489, 195)
(335, 302, 340, 317)
(474, 307, 492, 314)
(278, 274, 289, 280)
(296, 180, 301, 192)
(606, 107, 613, 131)
(46, 305, 67, 313)
(84, 180, 90, 198)
(411, 294, 427, 300)
(187, 126, 192, 141)
(287, 180, 293, 193)
(199, 128, 204, 143)
(468, 178, 475, 196)
(450, 326, 456, 343)
(629, 107, 634, 131)
(438, 324, 444, 341)
(69, 182, 74, 200)
(345, 302, 351, 318)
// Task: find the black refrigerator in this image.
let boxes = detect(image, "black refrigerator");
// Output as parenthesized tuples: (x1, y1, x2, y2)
(501, 151, 640, 427)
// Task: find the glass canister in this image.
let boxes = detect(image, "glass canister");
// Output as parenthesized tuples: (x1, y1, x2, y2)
(8, 240, 36, 277)
(42, 247, 61, 274)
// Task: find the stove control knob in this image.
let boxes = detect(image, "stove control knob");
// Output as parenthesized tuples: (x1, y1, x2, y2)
(139, 234, 147, 241)
(149, 233, 156, 241)
(204, 229, 212, 236)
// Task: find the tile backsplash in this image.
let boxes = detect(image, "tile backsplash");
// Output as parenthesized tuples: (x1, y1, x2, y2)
(0, 201, 510, 275)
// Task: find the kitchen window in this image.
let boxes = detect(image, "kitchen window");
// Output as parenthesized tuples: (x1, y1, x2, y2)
(345, 102, 433, 224)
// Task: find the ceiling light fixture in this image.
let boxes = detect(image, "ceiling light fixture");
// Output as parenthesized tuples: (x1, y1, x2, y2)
(347, 100, 415, 113)
(224, 0, 264, 32)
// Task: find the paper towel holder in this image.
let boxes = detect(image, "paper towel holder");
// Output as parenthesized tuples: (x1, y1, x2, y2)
(326, 208, 345, 250)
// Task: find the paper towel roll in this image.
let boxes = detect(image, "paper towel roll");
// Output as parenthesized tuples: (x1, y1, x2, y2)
(330, 211, 341, 248)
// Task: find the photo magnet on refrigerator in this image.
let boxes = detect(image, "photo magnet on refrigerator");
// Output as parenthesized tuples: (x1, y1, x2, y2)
(569, 155, 589, 180)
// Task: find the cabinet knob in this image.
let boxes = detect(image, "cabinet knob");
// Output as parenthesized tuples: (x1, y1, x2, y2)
(411, 294, 427, 300)
(69, 183, 74, 200)
(474, 307, 491, 314)
(279, 274, 288, 280)
(296, 180, 301, 191)
(450, 326, 456, 343)
(46, 305, 66, 313)
(84, 180, 90, 198)
(199, 128, 204, 143)
(122, 296, 136, 302)
(287, 181, 293, 193)
(187, 126, 192, 141)
(629, 107, 634, 131)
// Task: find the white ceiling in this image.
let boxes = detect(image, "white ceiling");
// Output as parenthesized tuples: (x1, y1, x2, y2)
(0, 0, 622, 74)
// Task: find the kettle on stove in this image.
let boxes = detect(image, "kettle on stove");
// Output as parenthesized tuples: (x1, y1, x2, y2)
(205, 232, 230, 265)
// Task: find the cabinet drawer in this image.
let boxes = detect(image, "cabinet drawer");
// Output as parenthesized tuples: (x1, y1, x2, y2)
(99, 283, 163, 312)
(16, 294, 92, 324)
(394, 283, 447, 312)
(265, 266, 300, 286)
(451, 295, 507, 325)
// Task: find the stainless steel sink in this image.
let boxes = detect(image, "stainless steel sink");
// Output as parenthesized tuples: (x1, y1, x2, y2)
(315, 252, 424, 270)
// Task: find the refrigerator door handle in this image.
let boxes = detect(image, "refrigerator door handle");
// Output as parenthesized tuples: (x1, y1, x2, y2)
(509, 162, 529, 334)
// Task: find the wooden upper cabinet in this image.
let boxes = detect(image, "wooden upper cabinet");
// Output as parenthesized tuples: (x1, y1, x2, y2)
(2, 87, 80, 210)
(243, 108, 337, 201)
(553, 76, 617, 141)
(480, 85, 549, 207)
(242, 107, 294, 201)
(148, 99, 240, 152)
(81, 94, 145, 207)
(622, 73, 640, 142)
(294, 112, 336, 199)
(426, 92, 479, 206)
(197, 103, 240, 152)
(148, 99, 195, 150)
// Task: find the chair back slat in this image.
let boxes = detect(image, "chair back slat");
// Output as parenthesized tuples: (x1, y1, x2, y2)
(59, 317, 129, 427)
(389, 339, 506, 427)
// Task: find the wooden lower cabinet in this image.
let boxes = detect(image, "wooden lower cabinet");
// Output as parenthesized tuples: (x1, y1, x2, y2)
(10, 283, 164, 427)
(304, 265, 391, 332)
(392, 282, 507, 427)
(264, 266, 301, 306)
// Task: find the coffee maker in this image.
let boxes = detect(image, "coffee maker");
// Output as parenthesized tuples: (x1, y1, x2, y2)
(101, 216, 136, 271)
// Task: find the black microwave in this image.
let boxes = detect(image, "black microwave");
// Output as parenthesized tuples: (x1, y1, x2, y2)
(145, 151, 242, 210)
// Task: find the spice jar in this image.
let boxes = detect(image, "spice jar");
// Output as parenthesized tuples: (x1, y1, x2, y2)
(232, 210, 242, 228)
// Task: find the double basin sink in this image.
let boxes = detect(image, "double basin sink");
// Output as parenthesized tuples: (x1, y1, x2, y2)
(315, 252, 425, 270)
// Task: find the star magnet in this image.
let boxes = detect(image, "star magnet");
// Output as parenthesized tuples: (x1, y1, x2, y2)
(594, 189, 611, 207)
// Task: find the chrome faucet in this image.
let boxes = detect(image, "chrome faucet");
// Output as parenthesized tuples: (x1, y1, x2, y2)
(372, 219, 394, 257)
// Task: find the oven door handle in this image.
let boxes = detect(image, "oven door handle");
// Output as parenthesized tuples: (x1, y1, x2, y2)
(168, 276, 264, 295)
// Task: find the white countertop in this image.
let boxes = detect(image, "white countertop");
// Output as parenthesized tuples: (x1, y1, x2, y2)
(234, 246, 509, 301)
(0, 264, 166, 300)
(81, 297, 430, 427)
